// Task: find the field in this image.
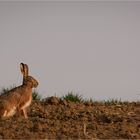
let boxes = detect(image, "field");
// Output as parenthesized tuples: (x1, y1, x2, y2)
(0, 96, 140, 139)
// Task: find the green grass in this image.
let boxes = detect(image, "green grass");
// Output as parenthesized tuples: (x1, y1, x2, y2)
(32, 90, 41, 100)
(84, 98, 95, 105)
(0, 85, 16, 95)
(0, 87, 136, 104)
(61, 92, 83, 103)
(103, 98, 122, 105)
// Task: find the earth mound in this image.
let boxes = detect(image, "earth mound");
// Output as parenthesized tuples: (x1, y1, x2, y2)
(0, 97, 140, 139)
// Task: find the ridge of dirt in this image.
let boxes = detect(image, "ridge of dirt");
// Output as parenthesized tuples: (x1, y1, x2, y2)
(0, 96, 140, 139)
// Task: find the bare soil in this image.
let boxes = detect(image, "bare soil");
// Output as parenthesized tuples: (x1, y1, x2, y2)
(0, 96, 140, 139)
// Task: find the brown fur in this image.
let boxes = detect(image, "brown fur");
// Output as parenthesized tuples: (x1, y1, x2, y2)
(0, 63, 38, 118)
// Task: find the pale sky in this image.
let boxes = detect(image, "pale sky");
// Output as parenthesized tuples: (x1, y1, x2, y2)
(0, 1, 140, 101)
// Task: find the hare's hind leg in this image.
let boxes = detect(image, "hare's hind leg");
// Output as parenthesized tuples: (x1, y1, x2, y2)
(22, 108, 28, 119)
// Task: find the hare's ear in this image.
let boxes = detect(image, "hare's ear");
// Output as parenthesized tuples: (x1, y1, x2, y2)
(20, 63, 24, 75)
(20, 63, 29, 77)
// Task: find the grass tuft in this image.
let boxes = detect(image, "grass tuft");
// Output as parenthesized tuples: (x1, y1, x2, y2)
(103, 98, 122, 105)
(61, 92, 83, 103)
(0, 85, 16, 95)
(32, 90, 41, 100)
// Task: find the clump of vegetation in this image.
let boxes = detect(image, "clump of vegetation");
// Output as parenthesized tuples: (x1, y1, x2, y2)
(61, 92, 83, 103)
(0, 87, 125, 104)
(84, 98, 95, 105)
(32, 90, 41, 100)
(0, 85, 16, 95)
(103, 98, 122, 105)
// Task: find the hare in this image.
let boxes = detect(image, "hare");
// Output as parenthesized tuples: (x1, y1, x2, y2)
(0, 63, 39, 119)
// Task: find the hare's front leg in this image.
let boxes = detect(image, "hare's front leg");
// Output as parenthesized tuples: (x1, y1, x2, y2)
(22, 108, 28, 119)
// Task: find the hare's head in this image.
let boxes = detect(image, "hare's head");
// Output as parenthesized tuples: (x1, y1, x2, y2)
(20, 63, 39, 88)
